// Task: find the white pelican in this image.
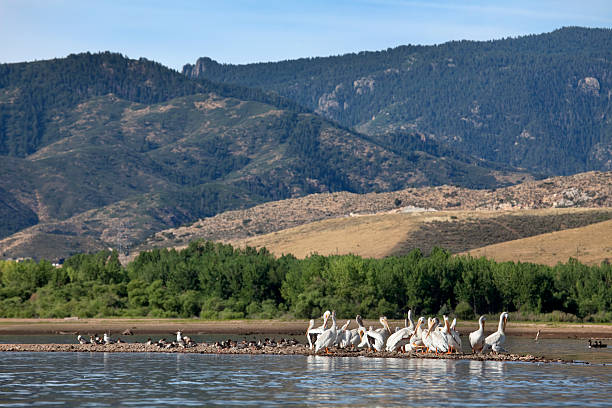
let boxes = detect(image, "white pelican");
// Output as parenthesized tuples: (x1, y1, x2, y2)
(406, 317, 426, 352)
(406, 310, 415, 332)
(430, 315, 451, 353)
(355, 315, 369, 348)
(469, 315, 486, 353)
(483, 312, 508, 353)
(385, 311, 416, 352)
(421, 317, 439, 352)
(342, 316, 362, 348)
(306, 310, 330, 349)
(385, 325, 413, 352)
(336, 320, 352, 348)
(448, 317, 462, 353)
(376, 316, 392, 337)
(364, 326, 385, 351)
(365, 316, 392, 351)
(315, 310, 338, 353)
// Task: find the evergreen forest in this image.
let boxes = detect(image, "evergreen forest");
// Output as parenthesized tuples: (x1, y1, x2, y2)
(185, 27, 612, 176)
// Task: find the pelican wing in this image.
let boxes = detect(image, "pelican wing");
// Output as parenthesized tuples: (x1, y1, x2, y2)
(449, 329, 462, 351)
(314, 328, 337, 352)
(431, 330, 449, 353)
(386, 327, 413, 352)
(469, 329, 484, 349)
(483, 330, 506, 353)
(485, 330, 503, 346)
(366, 330, 385, 351)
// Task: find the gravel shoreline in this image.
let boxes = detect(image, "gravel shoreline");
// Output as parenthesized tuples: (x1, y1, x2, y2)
(0, 342, 570, 364)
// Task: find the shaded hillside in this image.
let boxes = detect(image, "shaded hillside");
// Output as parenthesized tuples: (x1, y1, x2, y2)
(465, 219, 612, 266)
(185, 27, 612, 176)
(226, 208, 612, 264)
(0, 53, 528, 260)
(391, 210, 612, 258)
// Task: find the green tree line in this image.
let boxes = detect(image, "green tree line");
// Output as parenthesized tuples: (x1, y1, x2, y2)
(0, 241, 610, 321)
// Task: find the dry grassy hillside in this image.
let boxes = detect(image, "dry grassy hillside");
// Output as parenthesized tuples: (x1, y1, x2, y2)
(227, 208, 612, 263)
(465, 219, 612, 266)
(137, 171, 612, 255)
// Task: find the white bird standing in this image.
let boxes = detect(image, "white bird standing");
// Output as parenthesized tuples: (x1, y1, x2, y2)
(422, 317, 439, 352)
(406, 310, 415, 332)
(431, 315, 451, 353)
(406, 317, 426, 352)
(306, 310, 331, 350)
(356, 315, 370, 348)
(448, 317, 462, 353)
(385, 310, 415, 352)
(365, 316, 392, 351)
(336, 320, 352, 348)
(103, 332, 113, 344)
(315, 310, 338, 353)
(343, 316, 362, 348)
(483, 312, 509, 353)
(469, 315, 486, 353)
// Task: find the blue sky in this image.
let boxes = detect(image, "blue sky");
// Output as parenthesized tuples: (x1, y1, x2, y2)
(2, 0, 612, 71)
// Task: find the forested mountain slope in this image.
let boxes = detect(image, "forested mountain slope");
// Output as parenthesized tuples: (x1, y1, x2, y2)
(0, 53, 526, 260)
(184, 27, 612, 176)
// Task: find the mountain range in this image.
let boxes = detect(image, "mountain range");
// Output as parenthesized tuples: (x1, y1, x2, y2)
(184, 27, 612, 176)
(2, 27, 612, 260)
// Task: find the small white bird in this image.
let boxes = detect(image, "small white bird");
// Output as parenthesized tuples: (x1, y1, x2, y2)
(315, 310, 337, 353)
(422, 317, 439, 352)
(469, 315, 487, 353)
(385, 311, 416, 352)
(355, 315, 370, 348)
(483, 312, 509, 353)
(336, 320, 352, 348)
(430, 316, 451, 353)
(77, 334, 88, 344)
(343, 315, 362, 348)
(103, 332, 113, 344)
(364, 316, 391, 351)
(448, 317, 462, 353)
(406, 317, 426, 352)
(306, 311, 331, 349)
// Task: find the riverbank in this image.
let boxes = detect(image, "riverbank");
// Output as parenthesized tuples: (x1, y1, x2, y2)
(0, 342, 566, 363)
(1, 318, 611, 338)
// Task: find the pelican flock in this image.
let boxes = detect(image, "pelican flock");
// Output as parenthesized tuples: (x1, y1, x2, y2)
(307, 310, 510, 355)
(72, 311, 510, 357)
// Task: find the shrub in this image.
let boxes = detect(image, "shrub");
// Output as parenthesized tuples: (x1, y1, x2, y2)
(455, 301, 474, 320)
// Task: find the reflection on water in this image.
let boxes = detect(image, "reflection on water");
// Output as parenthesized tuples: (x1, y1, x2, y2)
(1, 352, 607, 407)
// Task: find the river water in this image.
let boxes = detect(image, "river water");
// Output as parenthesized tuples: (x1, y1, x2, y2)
(0, 350, 610, 407)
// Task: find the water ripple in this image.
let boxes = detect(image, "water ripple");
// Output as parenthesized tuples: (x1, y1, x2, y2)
(0, 352, 610, 407)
